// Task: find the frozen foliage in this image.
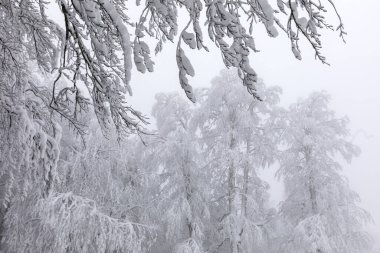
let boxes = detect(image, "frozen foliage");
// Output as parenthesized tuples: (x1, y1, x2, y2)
(0, 0, 147, 136)
(142, 72, 286, 253)
(0, 0, 345, 129)
(193, 70, 282, 253)
(148, 93, 209, 252)
(6, 192, 149, 253)
(135, 0, 346, 101)
(58, 125, 147, 220)
(277, 92, 372, 253)
(0, 93, 60, 205)
(0, 76, 151, 251)
(0, 79, 61, 246)
(175, 238, 203, 253)
(0, 64, 373, 252)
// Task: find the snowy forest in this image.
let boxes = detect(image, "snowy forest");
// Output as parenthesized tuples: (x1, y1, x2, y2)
(0, 0, 379, 252)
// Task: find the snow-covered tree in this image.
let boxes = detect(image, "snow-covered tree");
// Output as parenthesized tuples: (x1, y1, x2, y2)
(0, 2, 352, 246)
(193, 70, 282, 253)
(277, 92, 372, 253)
(58, 121, 149, 220)
(147, 92, 210, 253)
(0, 113, 154, 252)
(0, 0, 148, 135)
(4, 192, 151, 253)
(0, 0, 346, 126)
(0, 75, 62, 248)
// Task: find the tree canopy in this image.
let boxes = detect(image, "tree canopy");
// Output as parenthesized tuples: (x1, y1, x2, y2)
(0, 0, 345, 134)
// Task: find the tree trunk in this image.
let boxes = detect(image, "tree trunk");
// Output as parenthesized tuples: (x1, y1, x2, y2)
(305, 147, 318, 214)
(183, 150, 195, 239)
(241, 140, 251, 217)
(228, 131, 242, 253)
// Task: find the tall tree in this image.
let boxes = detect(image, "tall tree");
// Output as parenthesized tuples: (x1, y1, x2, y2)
(193, 70, 282, 253)
(147, 92, 210, 253)
(277, 92, 372, 253)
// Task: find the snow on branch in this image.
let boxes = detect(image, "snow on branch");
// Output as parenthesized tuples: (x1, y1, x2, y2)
(6, 192, 152, 253)
(0, 0, 346, 133)
(0, 90, 61, 208)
